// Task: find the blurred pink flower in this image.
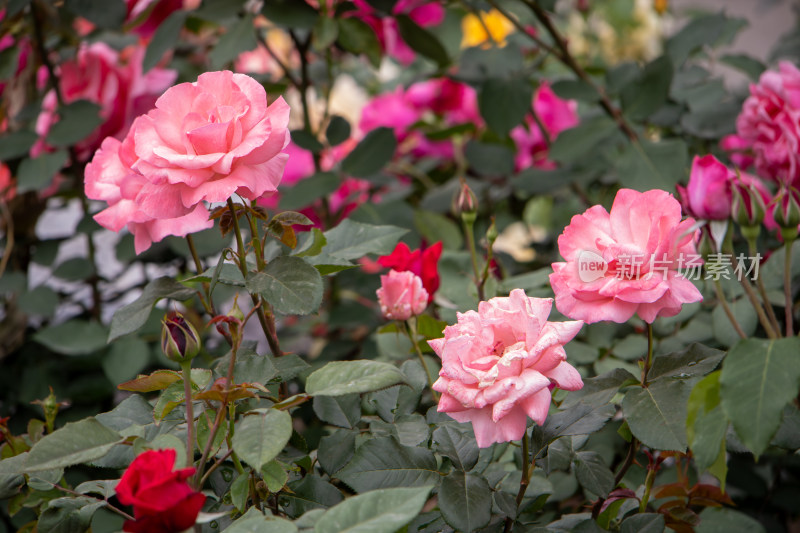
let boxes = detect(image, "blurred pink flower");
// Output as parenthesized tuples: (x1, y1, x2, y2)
(34, 42, 177, 159)
(550, 189, 702, 324)
(126, 0, 184, 39)
(720, 133, 755, 171)
(0, 163, 14, 202)
(429, 289, 584, 448)
(377, 269, 429, 320)
(511, 83, 578, 171)
(735, 61, 800, 186)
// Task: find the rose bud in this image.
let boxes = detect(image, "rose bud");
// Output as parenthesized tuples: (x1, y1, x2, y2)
(376, 270, 429, 321)
(454, 179, 478, 223)
(773, 186, 800, 241)
(732, 181, 767, 229)
(161, 312, 201, 363)
(677, 155, 734, 221)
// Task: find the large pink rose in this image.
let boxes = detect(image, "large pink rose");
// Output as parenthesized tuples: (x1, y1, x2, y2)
(511, 83, 578, 171)
(377, 269, 429, 320)
(429, 289, 584, 448)
(550, 189, 703, 324)
(735, 61, 800, 186)
(35, 42, 177, 159)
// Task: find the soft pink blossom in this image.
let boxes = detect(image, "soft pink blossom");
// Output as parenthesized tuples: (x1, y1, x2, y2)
(720, 133, 755, 171)
(550, 189, 703, 324)
(511, 83, 578, 171)
(429, 289, 584, 448)
(677, 155, 735, 220)
(377, 270, 429, 320)
(34, 42, 177, 159)
(735, 61, 800, 186)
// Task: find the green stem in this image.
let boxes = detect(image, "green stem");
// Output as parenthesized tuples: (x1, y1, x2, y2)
(180, 361, 195, 468)
(739, 277, 777, 339)
(785, 238, 795, 336)
(403, 320, 439, 402)
(748, 238, 780, 334)
(186, 234, 215, 316)
(504, 430, 533, 533)
(639, 467, 656, 513)
(641, 324, 654, 387)
(713, 280, 747, 339)
(463, 218, 483, 301)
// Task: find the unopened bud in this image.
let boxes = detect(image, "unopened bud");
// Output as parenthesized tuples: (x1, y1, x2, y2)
(486, 217, 498, 245)
(732, 182, 766, 228)
(773, 186, 800, 241)
(161, 312, 201, 363)
(454, 179, 478, 224)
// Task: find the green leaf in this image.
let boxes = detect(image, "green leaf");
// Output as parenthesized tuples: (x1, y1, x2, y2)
(540, 403, 616, 443)
(223, 507, 299, 533)
(720, 337, 800, 457)
(292, 129, 324, 153)
(337, 17, 382, 67)
(313, 394, 362, 428)
(46, 100, 103, 147)
(561, 368, 638, 408)
(551, 79, 599, 102)
(322, 219, 407, 260)
(282, 475, 343, 516)
(438, 472, 491, 532)
(341, 127, 397, 178)
(647, 343, 725, 382)
(109, 277, 196, 342)
(326, 115, 351, 146)
(720, 54, 765, 81)
(261, 0, 317, 29)
(0, 130, 38, 160)
(232, 348, 280, 385)
(413, 210, 462, 250)
(395, 14, 449, 67)
(232, 409, 293, 471)
(549, 116, 617, 164)
(295, 228, 327, 257)
(102, 336, 150, 385)
(617, 138, 688, 191)
(314, 486, 432, 533)
(210, 14, 259, 69)
(280, 172, 340, 210)
(464, 140, 515, 177)
(231, 471, 250, 512)
(478, 78, 532, 136)
(25, 418, 123, 472)
(572, 451, 614, 498)
(17, 150, 68, 194)
(64, 0, 126, 28)
(621, 513, 665, 533)
(33, 319, 109, 356)
(318, 429, 356, 476)
(144, 10, 188, 72)
(261, 460, 288, 492)
(306, 361, 407, 397)
(666, 12, 728, 65)
(38, 497, 106, 533)
(622, 380, 690, 451)
(620, 56, 673, 120)
(153, 381, 187, 420)
(695, 507, 765, 533)
(336, 437, 440, 492)
(681, 102, 740, 139)
(0, 453, 26, 499)
(432, 425, 479, 471)
(313, 15, 340, 52)
(245, 256, 323, 315)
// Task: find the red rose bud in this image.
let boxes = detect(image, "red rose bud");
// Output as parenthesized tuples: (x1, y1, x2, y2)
(161, 312, 201, 363)
(773, 186, 800, 241)
(453, 179, 478, 223)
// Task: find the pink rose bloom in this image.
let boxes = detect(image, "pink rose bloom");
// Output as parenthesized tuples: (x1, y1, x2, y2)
(429, 289, 584, 448)
(720, 133, 755, 171)
(85, 128, 213, 254)
(735, 61, 800, 186)
(377, 270, 429, 320)
(550, 189, 703, 324)
(131, 70, 290, 211)
(405, 78, 482, 125)
(34, 42, 177, 159)
(677, 155, 735, 220)
(359, 86, 422, 140)
(511, 83, 578, 171)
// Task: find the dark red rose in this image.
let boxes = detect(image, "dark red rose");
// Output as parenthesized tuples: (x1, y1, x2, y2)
(378, 241, 442, 302)
(116, 449, 205, 533)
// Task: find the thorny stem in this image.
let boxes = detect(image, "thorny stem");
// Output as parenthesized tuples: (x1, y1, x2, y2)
(714, 280, 747, 339)
(504, 430, 534, 533)
(180, 361, 195, 469)
(403, 320, 439, 402)
(785, 238, 795, 336)
(739, 277, 777, 339)
(520, 0, 639, 142)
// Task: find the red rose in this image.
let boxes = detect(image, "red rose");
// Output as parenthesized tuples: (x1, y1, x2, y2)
(115, 449, 205, 533)
(378, 242, 442, 302)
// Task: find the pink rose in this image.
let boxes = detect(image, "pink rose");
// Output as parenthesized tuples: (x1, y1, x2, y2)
(429, 289, 584, 448)
(511, 83, 578, 171)
(720, 134, 755, 171)
(0, 162, 14, 202)
(359, 86, 422, 140)
(550, 189, 703, 324)
(376, 270, 429, 320)
(34, 42, 177, 159)
(85, 70, 288, 253)
(735, 61, 800, 186)
(677, 155, 735, 220)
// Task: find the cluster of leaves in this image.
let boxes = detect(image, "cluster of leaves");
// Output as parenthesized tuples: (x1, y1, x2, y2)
(3, 0, 800, 533)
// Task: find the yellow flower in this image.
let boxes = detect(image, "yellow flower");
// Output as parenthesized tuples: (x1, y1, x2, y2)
(461, 9, 516, 49)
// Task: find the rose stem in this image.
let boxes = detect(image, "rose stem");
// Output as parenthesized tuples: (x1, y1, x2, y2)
(785, 238, 795, 336)
(462, 216, 484, 301)
(186, 234, 216, 316)
(641, 323, 655, 387)
(180, 360, 195, 468)
(748, 239, 781, 334)
(739, 277, 777, 338)
(713, 280, 747, 339)
(504, 429, 533, 533)
(403, 320, 439, 402)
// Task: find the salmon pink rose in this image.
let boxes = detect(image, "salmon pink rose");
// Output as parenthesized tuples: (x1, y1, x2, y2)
(550, 189, 703, 324)
(115, 449, 205, 533)
(377, 270, 429, 320)
(429, 289, 584, 448)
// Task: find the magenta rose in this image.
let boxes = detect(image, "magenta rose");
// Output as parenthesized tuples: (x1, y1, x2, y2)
(511, 83, 578, 171)
(116, 449, 205, 533)
(377, 269, 429, 320)
(429, 289, 584, 448)
(735, 61, 800, 186)
(550, 189, 703, 324)
(677, 155, 736, 220)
